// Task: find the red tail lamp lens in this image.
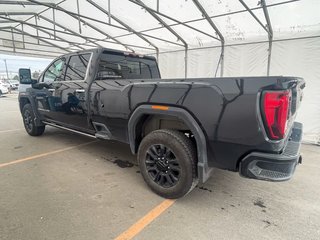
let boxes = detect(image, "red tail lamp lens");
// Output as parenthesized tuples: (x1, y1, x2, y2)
(262, 90, 290, 140)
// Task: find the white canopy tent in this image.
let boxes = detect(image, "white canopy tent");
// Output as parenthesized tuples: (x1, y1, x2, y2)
(0, 0, 319, 143)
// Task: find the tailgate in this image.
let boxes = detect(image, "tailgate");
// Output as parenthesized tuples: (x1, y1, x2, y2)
(284, 77, 305, 131)
(289, 78, 305, 118)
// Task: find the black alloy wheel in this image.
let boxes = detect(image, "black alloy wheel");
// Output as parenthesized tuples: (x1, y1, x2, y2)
(22, 104, 45, 136)
(138, 129, 198, 199)
(23, 109, 33, 132)
(145, 144, 180, 188)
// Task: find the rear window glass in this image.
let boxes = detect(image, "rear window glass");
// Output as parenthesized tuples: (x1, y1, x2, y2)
(65, 53, 91, 81)
(96, 52, 160, 80)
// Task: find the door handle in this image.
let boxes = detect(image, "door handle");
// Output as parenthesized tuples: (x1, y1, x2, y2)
(48, 89, 55, 92)
(75, 89, 85, 93)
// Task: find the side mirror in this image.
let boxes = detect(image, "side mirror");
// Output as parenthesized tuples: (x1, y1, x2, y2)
(19, 68, 32, 84)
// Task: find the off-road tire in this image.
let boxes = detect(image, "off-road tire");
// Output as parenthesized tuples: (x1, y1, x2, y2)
(22, 103, 45, 136)
(138, 129, 198, 199)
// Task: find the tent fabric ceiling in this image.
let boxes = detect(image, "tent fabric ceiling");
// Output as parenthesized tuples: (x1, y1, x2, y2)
(0, 0, 319, 57)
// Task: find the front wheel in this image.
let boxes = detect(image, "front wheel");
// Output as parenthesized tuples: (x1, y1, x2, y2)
(22, 104, 45, 136)
(138, 129, 198, 199)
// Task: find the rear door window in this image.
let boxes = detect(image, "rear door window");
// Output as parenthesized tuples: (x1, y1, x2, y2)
(65, 53, 91, 81)
(96, 52, 160, 80)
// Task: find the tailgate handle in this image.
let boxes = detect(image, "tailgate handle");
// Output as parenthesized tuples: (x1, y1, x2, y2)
(76, 89, 85, 93)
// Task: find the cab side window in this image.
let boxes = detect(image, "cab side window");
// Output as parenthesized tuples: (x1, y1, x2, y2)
(96, 52, 158, 80)
(43, 58, 66, 83)
(65, 54, 91, 81)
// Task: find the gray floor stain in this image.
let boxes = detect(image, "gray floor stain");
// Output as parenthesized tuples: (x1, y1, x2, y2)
(254, 199, 266, 208)
(197, 186, 213, 193)
(113, 159, 134, 168)
(262, 219, 277, 228)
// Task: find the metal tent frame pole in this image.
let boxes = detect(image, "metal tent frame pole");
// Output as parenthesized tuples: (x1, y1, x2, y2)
(9, 0, 67, 33)
(0, 1, 37, 5)
(129, 0, 220, 41)
(110, 1, 298, 43)
(0, 0, 299, 62)
(0, 28, 95, 50)
(192, 0, 225, 77)
(132, 0, 189, 78)
(239, 0, 273, 76)
(12, 27, 71, 53)
(239, 0, 271, 35)
(34, 14, 40, 44)
(10, 28, 16, 52)
(0, 34, 75, 51)
(261, 0, 273, 76)
(27, 0, 136, 52)
(26, 0, 180, 50)
(0, 16, 85, 50)
(21, 23, 25, 48)
(86, 0, 159, 60)
(0, 13, 155, 51)
(0, 0, 299, 42)
(19, 17, 85, 51)
(39, 15, 103, 48)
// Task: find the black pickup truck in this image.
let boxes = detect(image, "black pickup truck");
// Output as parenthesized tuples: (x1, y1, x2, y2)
(18, 48, 305, 198)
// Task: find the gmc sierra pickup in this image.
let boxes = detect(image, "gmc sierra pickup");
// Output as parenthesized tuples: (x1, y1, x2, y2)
(18, 48, 305, 198)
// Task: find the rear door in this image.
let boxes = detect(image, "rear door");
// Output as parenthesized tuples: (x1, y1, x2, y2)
(90, 50, 160, 141)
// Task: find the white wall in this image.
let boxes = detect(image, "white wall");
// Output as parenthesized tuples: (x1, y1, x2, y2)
(155, 37, 320, 143)
(224, 42, 269, 77)
(187, 47, 221, 78)
(270, 38, 320, 143)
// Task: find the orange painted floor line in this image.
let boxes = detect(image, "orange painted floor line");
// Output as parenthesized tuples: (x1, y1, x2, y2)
(0, 140, 97, 169)
(1, 135, 175, 239)
(114, 199, 176, 240)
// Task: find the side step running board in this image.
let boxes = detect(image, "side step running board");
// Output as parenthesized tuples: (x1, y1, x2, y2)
(95, 131, 111, 140)
(42, 121, 96, 139)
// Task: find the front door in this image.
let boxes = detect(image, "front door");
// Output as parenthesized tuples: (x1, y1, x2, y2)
(50, 53, 93, 132)
(36, 57, 66, 121)
(37, 53, 93, 132)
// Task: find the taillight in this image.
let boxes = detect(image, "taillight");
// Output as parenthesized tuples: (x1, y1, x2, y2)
(262, 90, 291, 140)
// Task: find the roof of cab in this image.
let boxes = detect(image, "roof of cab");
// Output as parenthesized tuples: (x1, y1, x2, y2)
(61, 47, 156, 61)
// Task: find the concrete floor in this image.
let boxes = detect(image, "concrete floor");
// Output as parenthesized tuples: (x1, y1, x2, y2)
(1, 94, 320, 240)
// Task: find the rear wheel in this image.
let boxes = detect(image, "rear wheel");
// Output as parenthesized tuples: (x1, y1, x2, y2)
(22, 104, 45, 136)
(138, 129, 198, 199)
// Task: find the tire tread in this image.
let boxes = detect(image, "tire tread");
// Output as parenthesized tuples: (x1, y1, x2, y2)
(22, 104, 45, 136)
(138, 129, 198, 198)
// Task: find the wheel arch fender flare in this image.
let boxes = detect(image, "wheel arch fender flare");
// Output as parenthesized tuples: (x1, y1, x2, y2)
(128, 104, 213, 183)
(19, 94, 43, 126)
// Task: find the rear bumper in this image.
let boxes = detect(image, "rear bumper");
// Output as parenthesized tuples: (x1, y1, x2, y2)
(239, 122, 303, 181)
